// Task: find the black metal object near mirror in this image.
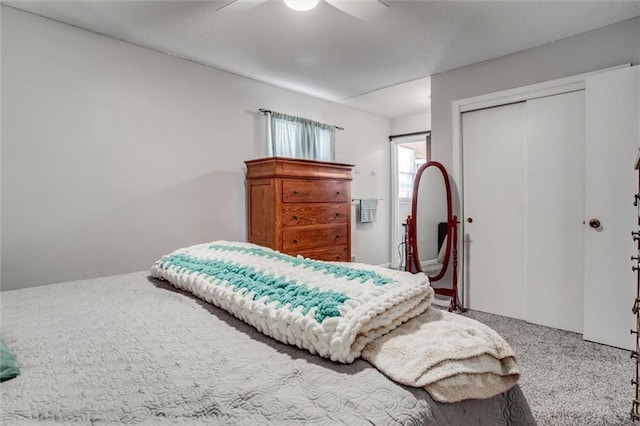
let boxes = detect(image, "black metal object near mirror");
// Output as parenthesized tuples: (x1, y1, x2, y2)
(405, 161, 464, 312)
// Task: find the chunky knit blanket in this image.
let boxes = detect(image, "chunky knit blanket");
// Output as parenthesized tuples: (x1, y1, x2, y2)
(150, 241, 434, 363)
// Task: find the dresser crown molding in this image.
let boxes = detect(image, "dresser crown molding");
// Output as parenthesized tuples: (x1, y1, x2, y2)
(245, 156, 354, 180)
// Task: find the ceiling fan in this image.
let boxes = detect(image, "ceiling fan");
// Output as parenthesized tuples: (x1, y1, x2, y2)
(216, 0, 389, 21)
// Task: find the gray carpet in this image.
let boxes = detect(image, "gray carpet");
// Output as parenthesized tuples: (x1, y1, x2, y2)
(462, 309, 635, 425)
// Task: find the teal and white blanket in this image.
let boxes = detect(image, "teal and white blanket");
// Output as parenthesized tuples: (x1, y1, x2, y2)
(151, 241, 434, 363)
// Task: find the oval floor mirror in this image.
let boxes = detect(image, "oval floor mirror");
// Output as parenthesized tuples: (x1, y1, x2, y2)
(405, 161, 464, 312)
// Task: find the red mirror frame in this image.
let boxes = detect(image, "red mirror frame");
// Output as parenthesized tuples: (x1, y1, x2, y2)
(404, 161, 464, 312)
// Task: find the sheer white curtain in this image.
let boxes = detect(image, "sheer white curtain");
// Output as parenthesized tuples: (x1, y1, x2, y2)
(267, 112, 335, 161)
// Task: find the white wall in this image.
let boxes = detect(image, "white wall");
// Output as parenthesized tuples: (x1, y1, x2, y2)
(390, 112, 430, 136)
(431, 16, 640, 174)
(1, 7, 391, 290)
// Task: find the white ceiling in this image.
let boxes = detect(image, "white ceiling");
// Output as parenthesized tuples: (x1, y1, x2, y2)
(4, 1, 639, 119)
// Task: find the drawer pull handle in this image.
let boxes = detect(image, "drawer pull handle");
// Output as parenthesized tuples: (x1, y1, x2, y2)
(633, 231, 640, 241)
(293, 239, 298, 244)
(293, 190, 298, 195)
(335, 213, 340, 217)
(336, 191, 341, 195)
(335, 235, 341, 239)
(292, 215, 298, 220)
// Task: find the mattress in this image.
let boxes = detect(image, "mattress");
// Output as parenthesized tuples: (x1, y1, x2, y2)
(0, 271, 535, 425)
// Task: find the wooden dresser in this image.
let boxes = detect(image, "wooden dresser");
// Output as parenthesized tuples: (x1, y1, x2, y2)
(245, 157, 354, 262)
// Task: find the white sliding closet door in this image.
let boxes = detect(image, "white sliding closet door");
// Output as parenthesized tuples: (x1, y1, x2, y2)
(462, 102, 527, 320)
(525, 91, 585, 333)
(460, 66, 639, 347)
(462, 91, 585, 330)
(583, 66, 639, 351)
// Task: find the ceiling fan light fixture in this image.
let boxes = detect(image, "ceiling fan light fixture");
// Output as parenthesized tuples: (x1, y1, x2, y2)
(284, 0, 319, 12)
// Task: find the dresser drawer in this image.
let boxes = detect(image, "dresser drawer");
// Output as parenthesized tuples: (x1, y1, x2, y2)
(282, 204, 347, 227)
(282, 180, 349, 203)
(294, 246, 350, 262)
(282, 225, 347, 251)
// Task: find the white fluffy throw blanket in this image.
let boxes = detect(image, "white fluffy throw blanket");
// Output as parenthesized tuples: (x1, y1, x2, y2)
(150, 241, 433, 363)
(362, 308, 521, 403)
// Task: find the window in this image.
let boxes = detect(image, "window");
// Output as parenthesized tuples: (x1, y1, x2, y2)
(267, 111, 335, 162)
(398, 145, 417, 200)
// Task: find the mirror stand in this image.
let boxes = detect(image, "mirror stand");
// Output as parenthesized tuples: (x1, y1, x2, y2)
(403, 160, 466, 313)
(406, 215, 463, 312)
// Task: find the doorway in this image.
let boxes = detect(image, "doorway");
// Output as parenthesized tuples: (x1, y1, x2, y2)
(390, 132, 430, 269)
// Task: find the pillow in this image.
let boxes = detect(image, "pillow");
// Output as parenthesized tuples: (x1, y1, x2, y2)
(0, 340, 19, 381)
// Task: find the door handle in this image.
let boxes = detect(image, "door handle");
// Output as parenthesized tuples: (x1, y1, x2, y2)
(588, 218, 601, 229)
(466, 217, 473, 223)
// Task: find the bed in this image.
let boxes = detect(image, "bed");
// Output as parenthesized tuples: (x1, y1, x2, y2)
(1, 241, 535, 425)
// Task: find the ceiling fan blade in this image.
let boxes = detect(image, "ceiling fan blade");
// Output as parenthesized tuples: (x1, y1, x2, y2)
(324, 0, 389, 21)
(216, 0, 268, 15)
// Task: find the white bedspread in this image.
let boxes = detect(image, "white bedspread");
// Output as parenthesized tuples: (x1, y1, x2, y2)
(0, 272, 535, 424)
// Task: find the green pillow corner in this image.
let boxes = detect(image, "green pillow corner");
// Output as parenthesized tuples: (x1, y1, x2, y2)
(0, 340, 20, 382)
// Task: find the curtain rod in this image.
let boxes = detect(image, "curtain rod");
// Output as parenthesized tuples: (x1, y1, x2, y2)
(388, 130, 431, 141)
(259, 108, 344, 131)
